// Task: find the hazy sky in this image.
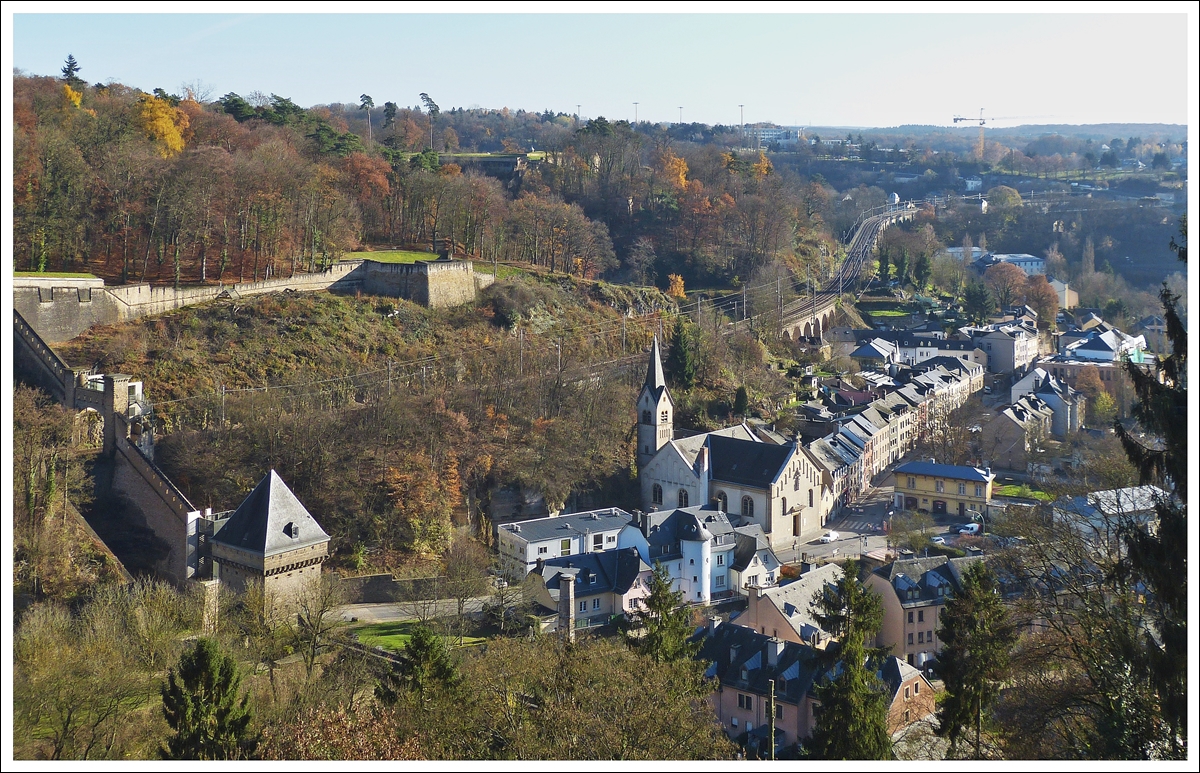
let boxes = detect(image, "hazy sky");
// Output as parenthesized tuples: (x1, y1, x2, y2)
(8, 7, 1194, 128)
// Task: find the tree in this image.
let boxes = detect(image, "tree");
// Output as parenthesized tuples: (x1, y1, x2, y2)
(805, 632, 893, 760)
(1111, 217, 1187, 757)
(1024, 275, 1059, 329)
(936, 562, 1016, 759)
(160, 638, 254, 760)
(626, 237, 657, 285)
(912, 251, 932, 291)
(442, 533, 490, 644)
(625, 562, 698, 663)
(877, 248, 891, 284)
(666, 272, 686, 299)
(733, 385, 749, 417)
(358, 94, 374, 143)
(811, 559, 883, 643)
(666, 316, 698, 389)
(986, 185, 1022, 210)
(376, 624, 460, 706)
(984, 262, 1026, 311)
(1081, 236, 1096, 275)
(283, 573, 348, 683)
(420, 92, 440, 150)
(1075, 364, 1105, 411)
(963, 282, 994, 325)
(60, 54, 83, 87)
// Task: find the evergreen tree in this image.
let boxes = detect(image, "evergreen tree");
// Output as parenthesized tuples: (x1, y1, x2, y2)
(812, 559, 882, 643)
(877, 249, 891, 284)
(936, 561, 1016, 759)
(625, 562, 699, 663)
(376, 624, 460, 706)
(160, 638, 254, 760)
(963, 282, 994, 325)
(912, 252, 932, 291)
(733, 385, 749, 416)
(60, 54, 83, 87)
(1112, 216, 1187, 757)
(666, 316, 698, 389)
(806, 633, 893, 760)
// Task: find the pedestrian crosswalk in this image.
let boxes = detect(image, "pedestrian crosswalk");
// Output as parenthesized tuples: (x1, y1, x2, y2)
(835, 520, 878, 533)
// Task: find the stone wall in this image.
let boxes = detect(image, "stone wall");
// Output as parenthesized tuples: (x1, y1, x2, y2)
(335, 573, 448, 604)
(360, 259, 481, 308)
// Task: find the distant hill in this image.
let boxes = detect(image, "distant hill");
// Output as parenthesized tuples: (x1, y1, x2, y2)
(808, 123, 1186, 141)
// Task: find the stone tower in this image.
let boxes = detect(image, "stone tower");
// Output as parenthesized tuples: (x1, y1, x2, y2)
(637, 336, 674, 469)
(211, 470, 330, 613)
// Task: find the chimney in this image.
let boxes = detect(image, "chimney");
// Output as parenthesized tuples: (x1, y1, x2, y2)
(766, 637, 785, 667)
(695, 446, 710, 478)
(708, 616, 721, 637)
(557, 569, 578, 643)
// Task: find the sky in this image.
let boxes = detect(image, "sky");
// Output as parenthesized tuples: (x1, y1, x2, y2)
(6, 4, 1195, 129)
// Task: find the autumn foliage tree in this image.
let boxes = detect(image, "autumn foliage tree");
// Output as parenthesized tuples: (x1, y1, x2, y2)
(1024, 274, 1060, 328)
(983, 262, 1027, 311)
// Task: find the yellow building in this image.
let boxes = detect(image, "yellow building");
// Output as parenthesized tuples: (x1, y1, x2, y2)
(892, 461, 994, 519)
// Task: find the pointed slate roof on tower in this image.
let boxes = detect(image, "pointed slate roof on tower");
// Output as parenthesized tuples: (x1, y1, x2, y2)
(212, 470, 330, 558)
(643, 335, 671, 403)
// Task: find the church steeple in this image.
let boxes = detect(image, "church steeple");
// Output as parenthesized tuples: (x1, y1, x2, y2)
(637, 336, 673, 469)
(645, 335, 667, 393)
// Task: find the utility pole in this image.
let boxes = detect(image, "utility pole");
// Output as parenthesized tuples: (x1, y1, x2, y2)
(768, 678, 776, 760)
(739, 104, 744, 147)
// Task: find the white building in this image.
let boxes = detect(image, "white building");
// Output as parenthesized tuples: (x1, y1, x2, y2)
(496, 507, 642, 581)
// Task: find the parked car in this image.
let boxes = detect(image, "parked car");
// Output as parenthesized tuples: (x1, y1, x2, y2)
(820, 531, 840, 544)
(931, 536, 947, 545)
(959, 523, 981, 536)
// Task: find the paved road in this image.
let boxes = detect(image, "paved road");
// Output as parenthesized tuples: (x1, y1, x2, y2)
(338, 595, 489, 624)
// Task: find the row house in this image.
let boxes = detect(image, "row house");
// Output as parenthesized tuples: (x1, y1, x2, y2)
(1010, 367, 1086, 438)
(979, 394, 1054, 471)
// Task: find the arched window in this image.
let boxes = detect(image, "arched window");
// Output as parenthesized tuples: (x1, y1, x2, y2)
(742, 496, 754, 518)
(782, 497, 788, 514)
(716, 491, 728, 512)
(652, 484, 663, 505)
(794, 477, 800, 491)
(809, 489, 814, 508)
(678, 489, 689, 508)
(642, 410, 652, 424)
(660, 410, 669, 422)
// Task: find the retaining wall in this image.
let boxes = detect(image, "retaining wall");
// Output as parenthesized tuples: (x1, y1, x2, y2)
(336, 573, 448, 604)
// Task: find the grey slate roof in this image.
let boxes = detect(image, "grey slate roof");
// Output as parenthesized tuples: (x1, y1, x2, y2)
(638, 505, 738, 561)
(895, 461, 993, 483)
(642, 336, 670, 404)
(731, 524, 773, 572)
(708, 435, 794, 489)
(757, 563, 844, 643)
(694, 623, 825, 707)
(499, 507, 633, 543)
(877, 555, 981, 607)
(535, 547, 651, 600)
(212, 470, 330, 558)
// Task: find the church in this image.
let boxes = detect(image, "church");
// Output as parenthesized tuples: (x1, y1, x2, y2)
(637, 338, 830, 552)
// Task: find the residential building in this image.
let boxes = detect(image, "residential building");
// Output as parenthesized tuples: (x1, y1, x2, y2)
(892, 460, 995, 518)
(1048, 277, 1078, 310)
(973, 252, 1046, 276)
(1010, 367, 1086, 437)
(1052, 485, 1168, 549)
(865, 555, 982, 668)
(210, 470, 330, 610)
(496, 507, 640, 581)
(1039, 354, 1143, 397)
(978, 394, 1054, 471)
(1060, 327, 1148, 364)
(964, 176, 983, 192)
(880, 656, 938, 734)
(961, 323, 1040, 374)
(624, 505, 743, 604)
(730, 525, 784, 596)
(739, 563, 844, 648)
(850, 333, 987, 371)
(527, 547, 653, 631)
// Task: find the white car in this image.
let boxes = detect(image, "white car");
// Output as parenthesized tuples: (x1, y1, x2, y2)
(959, 523, 981, 536)
(931, 536, 947, 545)
(820, 531, 839, 544)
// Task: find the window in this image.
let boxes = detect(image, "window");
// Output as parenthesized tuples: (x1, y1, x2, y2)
(538, 546, 548, 555)
(918, 610, 924, 623)
(738, 694, 753, 710)
(578, 601, 587, 612)
(606, 534, 615, 543)
(794, 477, 800, 491)
(731, 717, 738, 729)
(918, 631, 924, 644)
(641, 409, 652, 424)
(693, 576, 698, 583)
(928, 630, 933, 642)
(775, 704, 784, 720)
(747, 575, 759, 588)
(593, 534, 603, 550)
(652, 484, 663, 505)
(742, 496, 754, 518)
(717, 554, 725, 566)
(660, 410, 669, 422)
(904, 709, 910, 724)
(782, 497, 788, 514)
(907, 476, 916, 489)
(715, 575, 726, 588)
(914, 681, 920, 695)
(908, 611, 913, 624)
(716, 491, 728, 512)
(935, 480, 945, 493)
(908, 633, 914, 645)
(905, 687, 911, 700)
(958, 483, 966, 495)
(678, 489, 689, 508)
(975, 484, 983, 498)
(746, 722, 754, 733)
(592, 598, 601, 610)
(560, 539, 571, 557)
(809, 489, 814, 508)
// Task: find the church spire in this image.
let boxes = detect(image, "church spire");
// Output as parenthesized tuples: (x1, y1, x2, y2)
(645, 335, 667, 392)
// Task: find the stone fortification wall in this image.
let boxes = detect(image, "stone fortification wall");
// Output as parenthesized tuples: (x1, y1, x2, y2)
(336, 573, 448, 604)
(360, 258, 480, 308)
(13, 310, 73, 402)
(14, 262, 363, 344)
(111, 414, 196, 585)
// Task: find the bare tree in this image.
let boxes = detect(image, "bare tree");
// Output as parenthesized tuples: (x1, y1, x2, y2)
(442, 532, 490, 644)
(283, 574, 349, 683)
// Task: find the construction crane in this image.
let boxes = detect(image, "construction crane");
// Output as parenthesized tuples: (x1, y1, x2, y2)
(953, 109, 1026, 161)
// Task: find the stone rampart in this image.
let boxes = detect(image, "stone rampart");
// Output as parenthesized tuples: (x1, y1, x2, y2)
(13, 310, 72, 402)
(336, 572, 448, 604)
(360, 258, 480, 308)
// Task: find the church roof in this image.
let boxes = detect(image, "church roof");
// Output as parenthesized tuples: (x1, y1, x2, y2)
(708, 435, 795, 488)
(213, 470, 330, 558)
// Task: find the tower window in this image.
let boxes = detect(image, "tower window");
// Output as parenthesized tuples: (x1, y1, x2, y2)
(652, 484, 663, 505)
(642, 410, 652, 424)
(742, 496, 754, 518)
(660, 410, 669, 422)
(678, 489, 689, 508)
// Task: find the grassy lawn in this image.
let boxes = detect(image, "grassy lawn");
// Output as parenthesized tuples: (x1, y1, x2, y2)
(345, 250, 437, 264)
(994, 484, 1053, 502)
(352, 621, 485, 652)
(472, 261, 527, 280)
(867, 309, 912, 317)
(14, 270, 99, 279)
